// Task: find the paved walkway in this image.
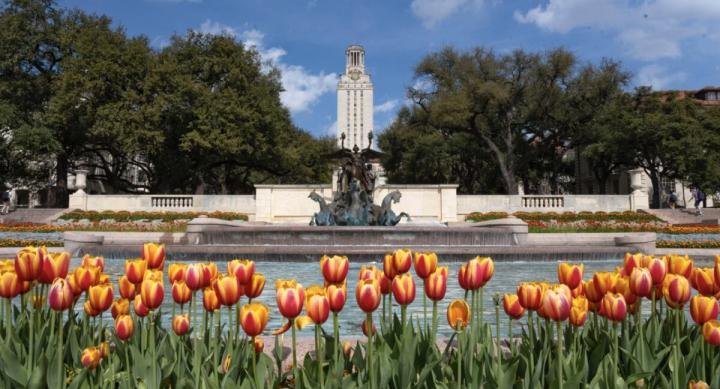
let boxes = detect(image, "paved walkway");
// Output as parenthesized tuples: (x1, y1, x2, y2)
(0, 208, 66, 224)
(644, 208, 720, 225)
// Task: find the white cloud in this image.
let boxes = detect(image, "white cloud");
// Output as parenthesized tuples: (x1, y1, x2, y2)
(515, 0, 720, 61)
(326, 120, 338, 136)
(195, 21, 337, 113)
(374, 99, 399, 113)
(411, 0, 484, 29)
(635, 64, 686, 90)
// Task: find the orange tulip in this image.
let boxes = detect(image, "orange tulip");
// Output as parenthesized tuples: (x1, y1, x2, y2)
(356, 278, 381, 313)
(326, 282, 347, 312)
(601, 293, 627, 321)
(88, 282, 114, 312)
(690, 295, 718, 325)
(392, 248, 413, 274)
(644, 256, 667, 285)
(276, 279, 305, 318)
(228, 259, 255, 284)
(140, 278, 164, 310)
(715, 256, 720, 289)
(320, 255, 349, 283)
(629, 267, 653, 298)
(133, 295, 149, 317)
(0, 271, 21, 299)
(143, 269, 163, 283)
(239, 302, 269, 337)
(379, 276, 391, 295)
(663, 274, 691, 308)
(425, 267, 448, 301)
(118, 275, 136, 300)
(142, 242, 165, 270)
(447, 299, 470, 329)
(541, 288, 571, 322)
(570, 296, 589, 327)
(666, 255, 693, 278)
(703, 320, 720, 346)
(83, 300, 101, 317)
(48, 278, 74, 311)
(592, 272, 618, 296)
(81, 347, 102, 369)
(172, 314, 190, 336)
(623, 253, 643, 276)
(558, 262, 584, 289)
(503, 294, 525, 319)
(204, 263, 218, 286)
(244, 272, 265, 299)
(383, 253, 397, 280)
(184, 263, 205, 290)
(307, 292, 330, 325)
(517, 282, 543, 310)
(691, 267, 718, 297)
(214, 275, 241, 307)
(613, 277, 637, 305)
(392, 273, 416, 306)
(689, 380, 711, 389)
(125, 259, 147, 284)
(81, 255, 105, 271)
(203, 287, 221, 312)
(39, 251, 70, 284)
(111, 298, 130, 319)
(15, 247, 42, 281)
(465, 256, 494, 290)
(168, 263, 187, 284)
(413, 252, 437, 279)
(115, 314, 134, 340)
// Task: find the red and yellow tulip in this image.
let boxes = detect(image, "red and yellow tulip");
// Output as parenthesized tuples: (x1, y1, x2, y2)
(517, 282, 544, 310)
(306, 289, 330, 325)
(558, 262, 584, 289)
(425, 267, 448, 301)
(601, 293, 627, 321)
(133, 295, 149, 317)
(691, 267, 718, 297)
(141, 242, 165, 270)
(623, 253, 643, 276)
(88, 282, 114, 312)
(613, 276, 637, 305)
(276, 279, 305, 319)
(356, 278, 381, 313)
(503, 294, 525, 319)
(81, 347, 102, 369)
(358, 265, 381, 281)
(81, 255, 105, 272)
(541, 288, 571, 322)
(644, 256, 667, 285)
(326, 282, 347, 312)
(413, 252, 437, 279)
(184, 263, 205, 291)
(84, 300, 101, 317)
(392, 248, 413, 275)
(203, 287, 221, 312)
(244, 272, 265, 299)
(391, 273, 416, 306)
(15, 247, 42, 281)
(213, 275, 241, 307)
(39, 251, 70, 284)
(570, 296, 589, 327)
(663, 274, 691, 308)
(111, 298, 130, 319)
(172, 280, 192, 305)
(118, 275, 136, 300)
(383, 253, 398, 280)
(125, 259, 147, 284)
(665, 254, 693, 278)
(629, 267, 653, 298)
(228, 259, 255, 284)
(172, 314, 190, 336)
(0, 271, 21, 299)
(240, 302, 270, 337)
(464, 256, 494, 290)
(690, 295, 718, 325)
(48, 278, 74, 311)
(703, 320, 720, 346)
(320, 255, 349, 283)
(168, 263, 187, 284)
(115, 314, 134, 340)
(592, 272, 618, 296)
(140, 278, 164, 310)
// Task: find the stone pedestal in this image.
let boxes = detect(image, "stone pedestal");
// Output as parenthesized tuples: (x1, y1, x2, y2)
(628, 168, 649, 210)
(68, 169, 89, 210)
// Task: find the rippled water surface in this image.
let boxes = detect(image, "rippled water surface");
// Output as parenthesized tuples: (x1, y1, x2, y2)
(73, 256, 714, 337)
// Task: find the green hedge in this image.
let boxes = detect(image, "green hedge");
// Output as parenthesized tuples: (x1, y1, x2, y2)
(60, 210, 248, 222)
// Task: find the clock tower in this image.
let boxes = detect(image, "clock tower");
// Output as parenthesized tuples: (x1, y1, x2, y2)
(337, 45, 373, 150)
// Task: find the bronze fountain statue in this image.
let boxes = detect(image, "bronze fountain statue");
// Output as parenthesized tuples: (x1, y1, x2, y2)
(309, 132, 410, 226)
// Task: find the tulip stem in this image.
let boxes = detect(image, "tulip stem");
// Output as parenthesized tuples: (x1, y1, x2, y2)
(508, 319, 513, 355)
(431, 300, 438, 347)
(29, 302, 35, 368)
(527, 311, 534, 378)
(333, 312, 339, 366)
(151, 315, 158, 388)
(58, 311, 65, 389)
(401, 305, 407, 332)
(214, 311, 221, 370)
(291, 318, 298, 377)
(673, 308, 681, 389)
(495, 297, 501, 374)
(316, 324, 324, 388)
(252, 336, 258, 383)
(366, 312, 374, 389)
(125, 343, 132, 386)
(556, 320, 563, 389)
(227, 306, 233, 346)
(3, 299, 9, 346)
(456, 322, 462, 389)
(422, 282, 428, 333)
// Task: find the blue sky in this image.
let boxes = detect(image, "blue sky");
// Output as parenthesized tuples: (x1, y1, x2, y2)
(60, 0, 720, 139)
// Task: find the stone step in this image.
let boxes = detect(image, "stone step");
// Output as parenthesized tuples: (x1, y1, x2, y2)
(643, 208, 720, 225)
(0, 208, 67, 224)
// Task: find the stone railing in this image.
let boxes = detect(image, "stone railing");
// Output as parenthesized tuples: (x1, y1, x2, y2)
(151, 196, 194, 208)
(521, 195, 564, 208)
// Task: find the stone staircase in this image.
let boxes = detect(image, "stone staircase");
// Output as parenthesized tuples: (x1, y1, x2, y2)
(643, 208, 720, 225)
(0, 208, 67, 224)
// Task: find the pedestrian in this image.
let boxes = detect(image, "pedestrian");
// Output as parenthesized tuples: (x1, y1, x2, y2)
(0, 189, 10, 215)
(667, 190, 678, 209)
(690, 187, 704, 216)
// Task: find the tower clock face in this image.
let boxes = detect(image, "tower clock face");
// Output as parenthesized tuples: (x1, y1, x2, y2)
(350, 70, 360, 81)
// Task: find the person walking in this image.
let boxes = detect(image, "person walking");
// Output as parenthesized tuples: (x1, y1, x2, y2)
(0, 189, 10, 215)
(667, 190, 678, 209)
(690, 187, 704, 216)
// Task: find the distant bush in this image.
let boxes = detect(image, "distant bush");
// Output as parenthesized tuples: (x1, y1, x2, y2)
(0, 239, 63, 247)
(60, 210, 248, 222)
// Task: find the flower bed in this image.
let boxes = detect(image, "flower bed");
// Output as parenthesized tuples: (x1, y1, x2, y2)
(0, 238, 63, 247)
(466, 211, 661, 223)
(60, 210, 248, 222)
(657, 240, 720, 249)
(0, 222, 187, 233)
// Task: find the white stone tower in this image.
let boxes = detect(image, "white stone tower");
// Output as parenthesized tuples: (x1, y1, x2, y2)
(337, 45, 373, 150)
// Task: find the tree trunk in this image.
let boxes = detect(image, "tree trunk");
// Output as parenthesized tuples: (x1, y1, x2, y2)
(649, 171, 661, 209)
(52, 155, 69, 208)
(480, 133, 518, 195)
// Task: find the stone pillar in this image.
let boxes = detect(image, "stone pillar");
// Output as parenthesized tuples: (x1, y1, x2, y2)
(254, 186, 273, 222)
(68, 170, 89, 210)
(439, 185, 458, 222)
(628, 168, 649, 210)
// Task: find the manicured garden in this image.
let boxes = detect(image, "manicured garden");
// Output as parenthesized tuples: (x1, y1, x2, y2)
(0, 245, 719, 387)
